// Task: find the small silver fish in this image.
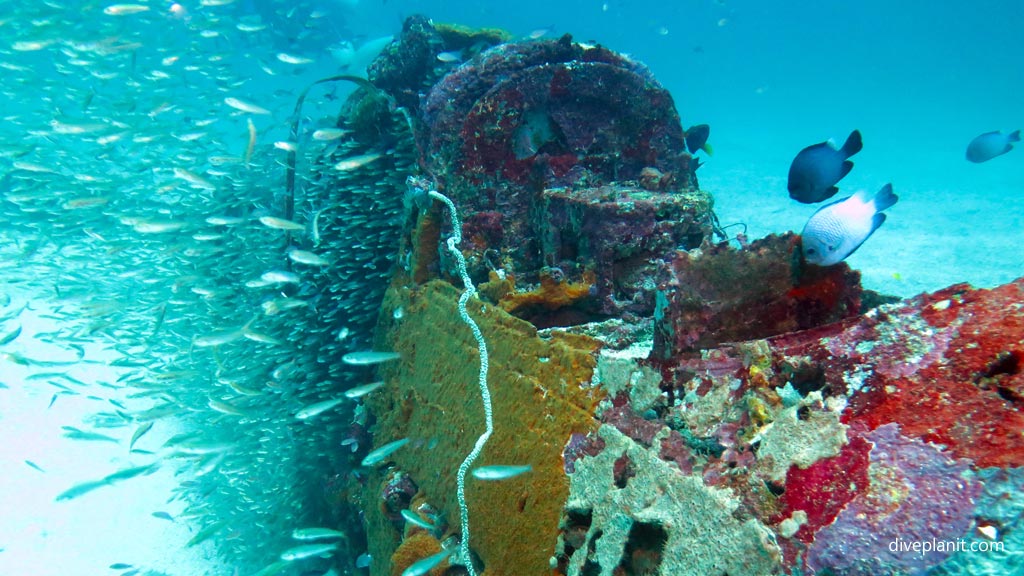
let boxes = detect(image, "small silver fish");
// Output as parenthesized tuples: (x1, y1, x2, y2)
(343, 381, 383, 399)
(291, 527, 346, 541)
(224, 97, 271, 115)
(280, 542, 338, 561)
(361, 437, 409, 467)
(193, 329, 244, 348)
(24, 460, 45, 473)
(129, 422, 154, 452)
(400, 509, 436, 531)
(471, 464, 533, 480)
(334, 153, 381, 171)
(186, 521, 227, 547)
(242, 330, 284, 346)
(401, 548, 453, 576)
(295, 398, 345, 420)
(966, 130, 1020, 163)
(62, 426, 119, 443)
(436, 50, 461, 63)
(261, 270, 300, 284)
(276, 52, 314, 65)
(801, 183, 898, 266)
(287, 249, 329, 267)
(206, 215, 245, 226)
(259, 216, 305, 231)
(342, 351, 400, 366)
(312, 128, 348, 141)
(173, 167, 216, 190)
(0, 324, 21, 345)
(55, 479, 110, 501)
(103, 463, 159, 483)
(261, 297, 308, 315)
(208, 396, 247, 416)
(103, 4, 149, 16)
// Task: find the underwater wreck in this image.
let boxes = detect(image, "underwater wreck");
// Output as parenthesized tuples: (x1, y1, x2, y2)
(308, 16, 1023, 576)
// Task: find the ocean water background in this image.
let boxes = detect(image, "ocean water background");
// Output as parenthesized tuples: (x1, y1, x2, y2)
(0, 1, 1021, 575)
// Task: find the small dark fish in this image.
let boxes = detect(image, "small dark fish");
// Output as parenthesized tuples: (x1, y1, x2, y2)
(151, 511, 175, 521)
(684, 124, 711, 155)
(966, 130, 1019, 163)
(788, 130, 863, 203)
(109, 563, 133, 570)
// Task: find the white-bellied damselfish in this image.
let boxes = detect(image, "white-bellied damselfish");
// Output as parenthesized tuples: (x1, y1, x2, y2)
(800, 183, 898, 266)
(966, 130, 1020, 163)
(787, 130, 863, 203)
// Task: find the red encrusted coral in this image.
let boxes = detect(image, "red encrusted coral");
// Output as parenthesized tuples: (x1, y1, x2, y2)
(773, 434, 872, 544)
(837, 280, 1024, 468)
(643, 276, 1024, 573)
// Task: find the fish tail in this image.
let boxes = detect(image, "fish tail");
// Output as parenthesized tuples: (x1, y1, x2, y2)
(1008, 129, 1021, 143)
(841, 129, 863, 157)
(872, 183, 898, 212)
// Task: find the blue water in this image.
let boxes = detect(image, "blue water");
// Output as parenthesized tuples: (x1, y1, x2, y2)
(1, 1, 1022, 575)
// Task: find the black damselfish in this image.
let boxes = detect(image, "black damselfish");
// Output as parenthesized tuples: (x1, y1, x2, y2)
(685, 124, 712, 155)
(787, 129, 862, 203)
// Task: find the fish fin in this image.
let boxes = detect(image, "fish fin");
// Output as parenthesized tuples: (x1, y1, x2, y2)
(702, 143, 714, 156)
(841, 129, 863, 157)
(819, 186, 840, 202)
(871, 212, 887, 233)
(872, 183, 898, 212)
(839, 159, 854, 180)
(1009, 129, 1021, 143)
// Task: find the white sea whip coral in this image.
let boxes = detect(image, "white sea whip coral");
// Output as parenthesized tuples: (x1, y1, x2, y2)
(413, 178, 492, 576)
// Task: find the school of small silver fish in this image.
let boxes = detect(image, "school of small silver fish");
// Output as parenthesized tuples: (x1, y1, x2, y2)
(0, 1, 411, 573)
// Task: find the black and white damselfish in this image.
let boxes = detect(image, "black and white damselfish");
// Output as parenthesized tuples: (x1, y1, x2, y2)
(787, 130, 863, 204)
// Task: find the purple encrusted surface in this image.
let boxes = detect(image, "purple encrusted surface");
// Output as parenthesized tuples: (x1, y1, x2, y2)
(806, 424, 982, 575)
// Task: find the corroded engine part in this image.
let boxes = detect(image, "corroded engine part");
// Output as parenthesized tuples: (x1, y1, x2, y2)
(368, 23, 716, 327)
